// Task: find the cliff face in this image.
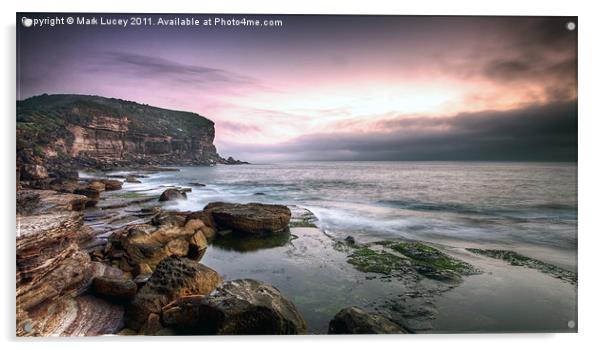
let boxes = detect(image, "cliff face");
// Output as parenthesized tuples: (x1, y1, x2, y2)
(17, 94, 226, 171)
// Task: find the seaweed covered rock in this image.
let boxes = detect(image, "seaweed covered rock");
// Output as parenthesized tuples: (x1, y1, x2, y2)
(204, 202, 291, 235)
(161, 279, 307, 335)
(346, 241, 478, 283)
(125, 256, 222, 331)
(328, 306, 409, 334)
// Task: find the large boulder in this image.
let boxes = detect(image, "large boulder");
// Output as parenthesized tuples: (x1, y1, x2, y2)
(159, 188, 187, 202)
(204, 202, 291, 235)
(161, 279, 307, 335)
(328, 306, 409, 334)
(106, 213, 209, 271)
(125, 256, 222, 331)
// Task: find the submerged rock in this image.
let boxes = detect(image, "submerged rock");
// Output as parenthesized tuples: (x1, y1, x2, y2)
(346, 241, 478, 283)
(328, 306, 409, 334)
(204, 202, 291, 235)
(467, 248, 577, 284)
(125, 175, 141, 183)
(125, 256, 222, 331)
(211, 231, 291, 252)
(161, 279, 307, 335)
(344, 235, 356, 245)
(288, 205, 319, 228)
(159, 188, 187, 202)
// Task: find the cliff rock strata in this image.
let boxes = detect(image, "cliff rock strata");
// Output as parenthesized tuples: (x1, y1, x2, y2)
(17, 94, 242, 175)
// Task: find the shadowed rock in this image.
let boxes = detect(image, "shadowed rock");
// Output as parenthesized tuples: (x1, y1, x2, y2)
(20, 164, 48, 180)
(159, 188, 187, 202)
(328, 306, 409, 334)
(161, 279, 307, 335)
(93, 276, 137, 302)
(125, 256, 222, 331)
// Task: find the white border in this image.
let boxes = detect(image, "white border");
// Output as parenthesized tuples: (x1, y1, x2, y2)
(2, 0, 600, 349)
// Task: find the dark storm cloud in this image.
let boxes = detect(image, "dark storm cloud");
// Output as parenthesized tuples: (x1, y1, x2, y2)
(441, 18, 577, 101)
(96, 51, 259, 86)
(223, 100, 577, 162)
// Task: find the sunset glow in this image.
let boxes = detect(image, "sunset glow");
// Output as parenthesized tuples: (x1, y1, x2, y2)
(18, 15, 577, 161)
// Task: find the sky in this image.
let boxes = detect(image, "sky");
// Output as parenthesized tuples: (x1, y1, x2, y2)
(17, 14, 577, 162)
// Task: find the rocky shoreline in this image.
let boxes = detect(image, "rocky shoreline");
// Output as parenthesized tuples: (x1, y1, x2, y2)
(16, 167, 577, 336)
(16, 167, 405, 336)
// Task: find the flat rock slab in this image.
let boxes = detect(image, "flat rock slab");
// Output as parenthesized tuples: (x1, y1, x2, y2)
(204, 202, 291, 235)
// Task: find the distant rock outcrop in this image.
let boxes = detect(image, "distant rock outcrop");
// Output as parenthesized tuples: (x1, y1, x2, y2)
(16, 94, 245, 177)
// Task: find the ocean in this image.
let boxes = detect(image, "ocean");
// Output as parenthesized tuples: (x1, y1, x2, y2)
(100, 161, 578, 332)
(125, 161, 577, 267)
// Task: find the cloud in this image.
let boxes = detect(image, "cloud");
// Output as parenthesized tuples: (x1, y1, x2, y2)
(95, 51, 259, 86)
(218, 121, 263, 133)
(438, 18, 577, 102)
(219, 100, 577, 162)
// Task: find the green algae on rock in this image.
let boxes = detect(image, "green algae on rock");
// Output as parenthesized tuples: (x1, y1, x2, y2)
(288, 206, 319, 228)
(387, 242, 477, 276)
(346, 240, 478, 283)
(347, 246, 410, 275)
(467, 248, 577, 285)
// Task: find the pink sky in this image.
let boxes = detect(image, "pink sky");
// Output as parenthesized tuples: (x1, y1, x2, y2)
(18, 15, 577, 161)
